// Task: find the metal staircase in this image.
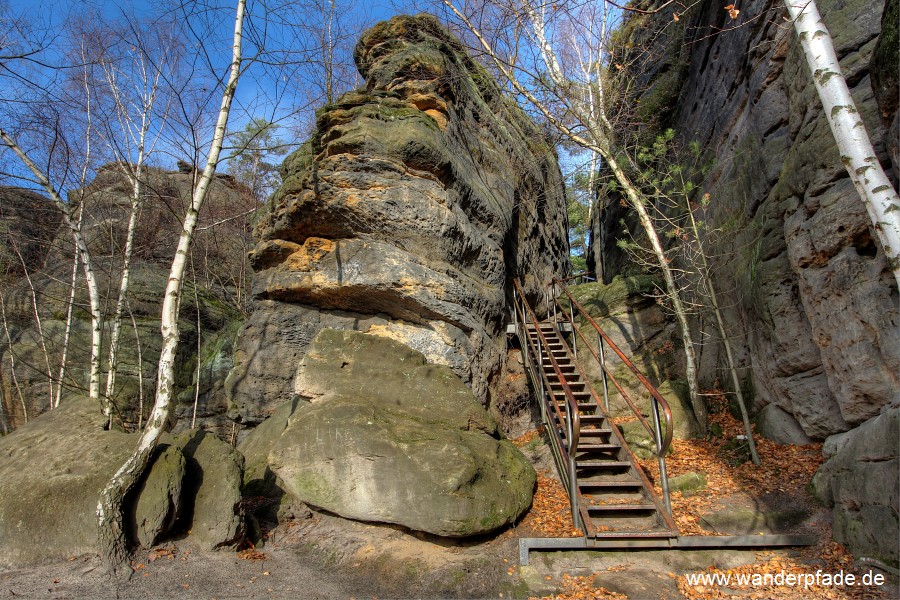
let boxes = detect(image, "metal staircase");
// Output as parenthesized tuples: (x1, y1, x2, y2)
(513, 279, 677, 540)
(512, 276, 815, 564)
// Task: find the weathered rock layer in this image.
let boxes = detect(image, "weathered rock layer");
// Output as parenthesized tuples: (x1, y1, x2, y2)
(592, 0, 899, 561)
(227, 15, 569, 425)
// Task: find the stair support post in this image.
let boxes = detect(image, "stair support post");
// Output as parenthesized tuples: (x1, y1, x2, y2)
(567, 447, 582, 532)
(550, 281, 557, 322)
(651, 397, 672, 514)
(569, 301, 577, 359)
(597, 333, 610, 413)
(537, 332, 545, 402)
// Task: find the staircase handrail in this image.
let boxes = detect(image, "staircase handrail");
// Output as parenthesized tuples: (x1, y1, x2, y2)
(550, 277, 674, 459)
(512, 279, 582, 530)
(555, 272, 597, 286)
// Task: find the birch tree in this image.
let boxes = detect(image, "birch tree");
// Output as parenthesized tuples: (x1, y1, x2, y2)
(86, 17, 177, 407)
(96, 0, 247, 574)
(0, 15, 109, 417)
(442, 0, 708, 432)
(786, 0, 900, 287)
(0, 129, 106, 411)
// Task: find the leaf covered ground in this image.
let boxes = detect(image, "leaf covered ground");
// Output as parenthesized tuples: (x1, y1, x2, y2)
(510, 392, 895, 599)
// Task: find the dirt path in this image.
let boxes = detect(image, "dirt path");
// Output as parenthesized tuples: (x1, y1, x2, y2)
(3, 407, 897, 599)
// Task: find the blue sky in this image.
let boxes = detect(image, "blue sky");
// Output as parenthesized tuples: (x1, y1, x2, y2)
(1, 0, 414, 171)
(1, 0, 598, 200)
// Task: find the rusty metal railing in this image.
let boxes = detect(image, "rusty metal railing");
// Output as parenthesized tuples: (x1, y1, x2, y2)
(549, 276, 674, 514)
(554, 271, 597, 286)
(512, 279, 582, 532)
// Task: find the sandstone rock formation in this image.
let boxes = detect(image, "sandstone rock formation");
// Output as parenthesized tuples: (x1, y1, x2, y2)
(590, 0, 899, 560)
(813, 407, 899, 566)
(591, 0, 898, 441)
(0, 187, 62, 277)
(0, 396, 245, 566)
(227, 14, 569, 426)
(247, 329, 535, 537)
(0, 166, 250, 433)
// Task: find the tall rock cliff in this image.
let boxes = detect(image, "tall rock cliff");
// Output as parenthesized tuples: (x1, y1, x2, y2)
(227, 14, 569, 425)
(0, 166, 250, 432)
(592, 0, 898, 562)
(593, 0, 898, 438)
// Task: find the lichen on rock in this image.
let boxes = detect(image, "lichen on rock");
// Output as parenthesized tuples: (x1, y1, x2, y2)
(228, 14, 569, 425)
(264, 329, 536, 537)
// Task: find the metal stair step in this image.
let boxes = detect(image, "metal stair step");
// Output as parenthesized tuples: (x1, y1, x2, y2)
(577, 414, 608, 424)
(576, 460, 631, 469)
(544, 372, 581, 383)
(518, 315, 677, 541)
(577, 443, 621, 452)
(587, 529, 678, 539)
(579, 480, 643, 490)
(587, 503, 657, 512)
(579, 426, 614, 436)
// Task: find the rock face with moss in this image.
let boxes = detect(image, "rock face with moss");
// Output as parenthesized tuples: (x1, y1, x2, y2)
(594, 0, 897, 440)
(254, 329, 535, 537)
(594, 0, 898, 560)
(812, 407, 898, 566)
(0, 166, 250, 434)
(0, 397, 245, 566)
(227, 15, 569, 425)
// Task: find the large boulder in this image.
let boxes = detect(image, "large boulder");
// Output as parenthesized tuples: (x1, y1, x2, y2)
(266, 329, 536, 537)
(0, 396, 135, 565)
(133, 444, 186, 547)
(755, 403, 816, 445)
(174, 430, 245, 550)
(0, 396, 245, 566)
(812, 407, 899, 565)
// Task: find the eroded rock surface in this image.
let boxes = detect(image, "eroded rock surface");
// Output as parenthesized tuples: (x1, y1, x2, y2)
(590, 0, 898, 560)
(592, 0, 898, 441)
(0, 397, 245, 566)
(812, 407, 899, 565)
(264, 329, 536, 537)
(228, 14, 569, 425)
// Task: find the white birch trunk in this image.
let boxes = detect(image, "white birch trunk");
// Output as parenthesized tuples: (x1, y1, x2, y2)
(605, 152, 707, 434)
(96, 0, 246, 574)
(0, 291, 27, 423)
(128, 300, 145, 430)
(56, 230, 82, 408)
(104, 170, 142, 402)
(686, 207, 759, 462)
(12, 243, 55, 408)
(786, 0, 900, 287)
(102, 43, 163, 406)
(0, 129, 105, 412)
